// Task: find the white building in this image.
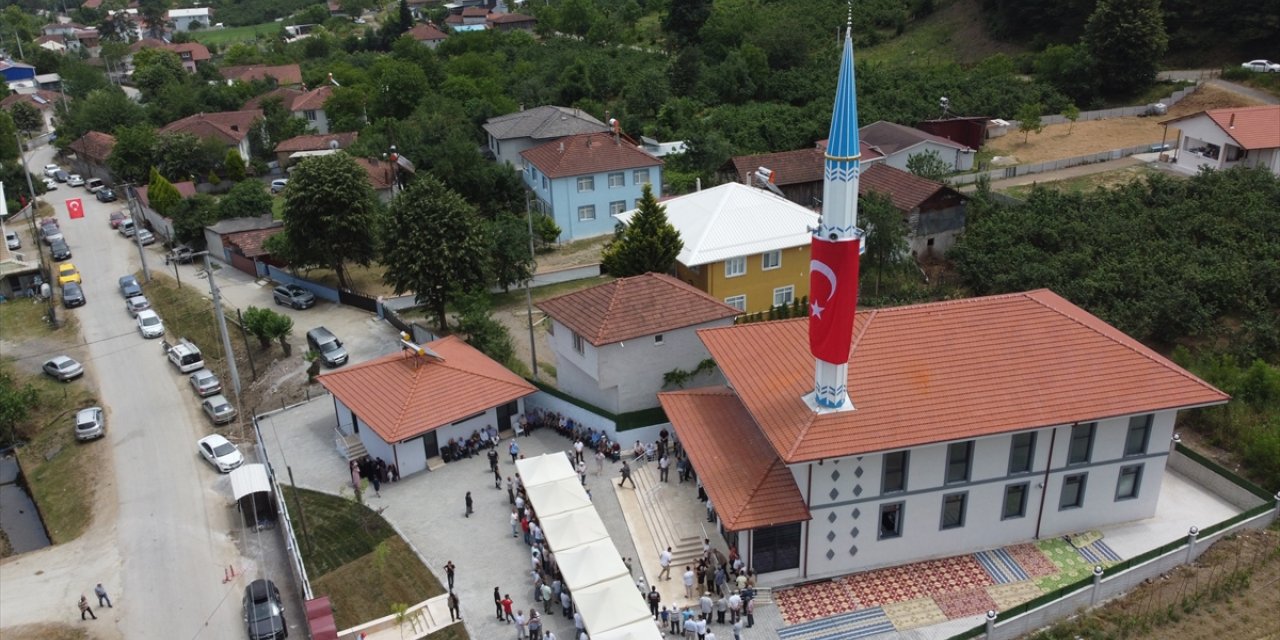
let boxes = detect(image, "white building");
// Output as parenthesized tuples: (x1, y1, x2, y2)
(1161, 105, 1280, 177)
(319, 336, 537, 477)
(168, 7, 212, 32)
(536, 273, 740, 414)
(662, 290, 1230, 580)
(853, 120, 976, 172)
(483, 105, 609, 168)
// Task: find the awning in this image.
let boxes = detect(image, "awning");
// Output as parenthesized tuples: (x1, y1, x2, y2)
(573, 577, 653, 635)
(517, 452, 579, 488)
(592, 618, 665, 640)
(229, 463, 272, 501)
(538, 509, 609, 552)
(554, 539, 629, 589)
(523, 478, 592, 517)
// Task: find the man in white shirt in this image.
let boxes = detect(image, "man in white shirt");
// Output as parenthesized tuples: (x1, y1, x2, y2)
(683, 566, 695, 599)
(574, 439, 585, 463)
(658, 547, 673, 580)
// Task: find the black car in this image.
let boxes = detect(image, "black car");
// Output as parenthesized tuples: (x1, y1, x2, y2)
(95, 188, 117, 202)
(243, 579, 287, 639)
(62, 282, 86, 308)
(50, 239, 72, 261)
(54, 169, 69, 183)
(272, 284, 316, 309)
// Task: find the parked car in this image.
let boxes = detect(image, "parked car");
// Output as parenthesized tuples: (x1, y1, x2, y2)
(74, 407, 106, 441)
(95, 188, 117, 202)
(270, 178, 288, 194)
(202, 394, 238, 425)
(40, 221, 63, 245)
(67, 174, 84, 187)
(53, 169, 69, 183)
(137, 229, 156, 245)
(119, 218, 135, 237)
(84, 178, 105, 192)
(167, 245, 195, 264)
(62, 282, 86, 308)
(136, 309, 164, 338)
(50, 239, 71, 261)
(119, 274, 142, 298)
(197, 434, 244, 472)
(242, 579, 287, 640)
(57, 263, 82, 285)
(188, 369, 222, 397)
(108, 211, 127, 228)
(306, 326, 348, 367)
(1241, 59, 1280, 73)
(4, 230, 19, 250)
(43, 163, 60, 177)
(42, 355, 84, 381)
(43, 177, 58, 191)
(125, 295, 151, 316)
(273, 284, 316, 309)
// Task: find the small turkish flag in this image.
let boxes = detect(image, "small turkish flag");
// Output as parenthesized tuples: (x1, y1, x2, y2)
(66, 198, 85, 219)
(808, 236, 862, 365)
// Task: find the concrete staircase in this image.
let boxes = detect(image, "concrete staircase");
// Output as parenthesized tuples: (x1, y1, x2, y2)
(630, 462, 704, 569)
(339, 432, 366, 461)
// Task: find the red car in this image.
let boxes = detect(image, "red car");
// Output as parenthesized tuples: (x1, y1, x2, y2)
(109, 211, 126, 228)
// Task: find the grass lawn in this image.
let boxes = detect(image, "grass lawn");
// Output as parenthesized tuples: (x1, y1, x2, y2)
(1001, 165, 1164, 199)
(0, 296, 67, 340)
(190, 22, 282, 46)
(300, 263, 396, 297)
(7, 360, 101, 545)
(282, 487, 453, 632)
(143, 271, 245, 368)
(2, 623, 91, 640)
(489, 274, 615, 310)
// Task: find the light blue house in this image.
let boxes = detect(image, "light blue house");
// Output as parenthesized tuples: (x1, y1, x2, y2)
(520, 132, 663, 241)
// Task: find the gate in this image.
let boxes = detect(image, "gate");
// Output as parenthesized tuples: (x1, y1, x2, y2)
(338, 288, 378, 312)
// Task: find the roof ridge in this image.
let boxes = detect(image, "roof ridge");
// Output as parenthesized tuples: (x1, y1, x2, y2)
(728, 458, 785, 525)
(595, 277, 627, 344)
(783, 308, 876, 460)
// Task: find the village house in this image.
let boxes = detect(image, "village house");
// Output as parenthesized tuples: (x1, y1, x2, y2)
(484, 105, 610, 168)
(244, 85, 335, 134)
(168, 7, 212, 32)
(726, 145, 881, 209)
(160, 110, 263, 160)
(859, 163, 967, 257)
(273, 132, 358, 168)
(128, 38, 211, 74)
(203, 215, 283, 276)
(219, 64, 304, 87)
(536, 273, 740, 414)
(849, 120, 976, 172)
(486, 11, 537, 32)
(67, 131, 116, 183)
(1, 90, 67, 134)
(407, 22, 449, 48)
(352, 157, 398, 204)
(1160, 105, 1280, 177)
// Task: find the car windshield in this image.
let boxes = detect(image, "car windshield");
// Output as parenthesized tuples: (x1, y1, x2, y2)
(58, 361, 75, 371)
(320, 341, 341, 353)
(77, 419, 96, 429)
(247, 599, 281, 623)
(213, 442, 237, 457)
(213, 402, 230, 412)
(142, 316, 160, 326)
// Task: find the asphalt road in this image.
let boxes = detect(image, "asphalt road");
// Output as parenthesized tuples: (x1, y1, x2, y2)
(0, 143, 252, 639)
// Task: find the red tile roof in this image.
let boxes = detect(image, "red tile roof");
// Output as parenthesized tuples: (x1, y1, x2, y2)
(859, 163, 956, 213)
(461, 6, 489, 16)
(225, 227, 282, 258)
(1, 89, 65, 111)
(521, 132, 662, 180)
(354, 157, 396, 190)
(537, 273, 740, 347)
(131, 38, 211, 62)
(1163, 105, 1280, 151)
(487, 12, 536, 25)
(700, 289, 1229, 463)
(68, 131, 116, 163)
(161, 110, 262, 145)
(408, 22, 449, 42)
(135, 181, 196, 210)
(814, 139, 885, 162)
(243, 87, 304, 111)
(318, 335, 537, 443)
(219, 64, 304, 86)
(291, 85, 333, 112)
(444, 14, 463, 25)
(729, 148, 825, 186)
(275, 132, 358, 153)
(659, 388, 811, 531)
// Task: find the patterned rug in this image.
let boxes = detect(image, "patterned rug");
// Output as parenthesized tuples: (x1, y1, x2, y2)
(1035, 538, 1095, 591)
(1005, 543, 1059, 578)
(881, 597, 948, 630)
(1075, 539, 1123, 565)
(841, 555, 992, 607)
(934, 587, 998, 619)
(986, 581, 1044, 610)
(974, 547, 1031, 584)
(777, 607, 896, 640)
(775, 580, 861, 625)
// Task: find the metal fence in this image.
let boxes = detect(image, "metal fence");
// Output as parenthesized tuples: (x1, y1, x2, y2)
(952, 143, 1162, 186)
(264, 264, 340, 303)
(251, 408, 318, 601)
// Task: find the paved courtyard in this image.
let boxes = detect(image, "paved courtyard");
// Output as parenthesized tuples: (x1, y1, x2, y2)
(258, 397, 1247, 640)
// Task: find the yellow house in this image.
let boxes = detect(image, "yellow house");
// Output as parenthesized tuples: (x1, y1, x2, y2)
(615, 182, 819, 314)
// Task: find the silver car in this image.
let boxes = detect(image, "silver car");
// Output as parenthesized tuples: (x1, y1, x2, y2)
(125, 295, 151, 316)
(67, 174, 84, 187)
(189, 369, 222, 397)
(43, 355, 84, 381)
(137, 229, 156, 245)
(202, 394, 237, 425)
(75, 407, 106, 441)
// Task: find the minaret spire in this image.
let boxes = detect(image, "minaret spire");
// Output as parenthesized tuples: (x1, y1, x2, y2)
(806, 22, 864, 411)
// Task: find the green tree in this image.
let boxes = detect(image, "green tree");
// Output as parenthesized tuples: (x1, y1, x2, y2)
(154, 133, 223, 183)
(131, 48, 187, 97)
(279, 153, 381, 290)
(452, 290, 516, 366)
(531, 213, 561, 252)
(397, 0, 413, 34)
(381, 174, 491, 331)
(269, 310, 295, 356)
(489, 213, 536, 294)
(1063, 103, 1081, 133)
(1015, 103, 1044, 143)
(223, 148, 247, 182)
(1034, 44, 1099, 106)
(54, 89, 146, 150)
(242, 306, 276, 350)
(857, 191, 909, 296)
(8, 102, 42, 136)
(601, 184, 683, 277)
(906, 149, 950, 182)
(217, 179, 271, 219)
(107, 125, 158, 185)
(148, 168, 183, 217)
(664, 0, 712, 48)
(138, 0, 171, 38)
(169, 193, 218, 246)
(1084, 0, 1168, 97)
(0, 112, 17, 162)
(0, 369, 39, 446)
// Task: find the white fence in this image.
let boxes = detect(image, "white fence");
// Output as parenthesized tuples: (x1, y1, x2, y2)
(952, 143, 1161, 186)
(252, 404, 319, 601)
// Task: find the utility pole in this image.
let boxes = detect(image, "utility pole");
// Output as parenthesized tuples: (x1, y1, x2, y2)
(14, 129, 57, 327)
(524, 195, 538, 379)
(124, 184, 151, 282)
(197, 252, 243, 408)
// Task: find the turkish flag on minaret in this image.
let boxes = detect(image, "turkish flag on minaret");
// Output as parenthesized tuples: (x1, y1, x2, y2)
(809, 237, 861, 364)
(66, 198, 84, 219)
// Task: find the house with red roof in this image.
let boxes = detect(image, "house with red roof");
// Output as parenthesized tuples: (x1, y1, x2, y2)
(536, 273, 740, 414)
(486, 12, 536, 32)
(128, 38, 211, 73)
(520, 131, 663, 241)
(407, 22, 449, 49)
(1, 89, 67, 134)
(353, 157, 398, 204)
(859, 163, 966, 257)
(160, 109, 263, 160)
(67, 131, 117, 183)
(244, 85, 334, 134)
(135, 180, 197, 243)
(319, 335, 538, 476)
(726, 143, 885, 209)
(219, 64, 304, 87)
(273, 131, 358, 168)
(661, 290, 1230, 579)
(1160, 105, 1280, 177)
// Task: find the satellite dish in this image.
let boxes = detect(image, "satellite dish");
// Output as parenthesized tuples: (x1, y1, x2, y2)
(328, 139, 340, 150)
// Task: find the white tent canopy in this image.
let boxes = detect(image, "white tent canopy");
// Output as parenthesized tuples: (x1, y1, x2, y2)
(573, 576, 653, 635)
(555, 539, 630, 588)
(229, 463, 271, 501)
(592, 618, 666, 640)
(523, 479, 592, 517)
(516, 452, 579, 488)
(538, 510, 609, 552)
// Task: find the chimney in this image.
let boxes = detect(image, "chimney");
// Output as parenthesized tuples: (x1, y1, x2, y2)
(230, 124, 239, 132)
(558, 141, 564, 153)
(1229, 113, 1236, 129)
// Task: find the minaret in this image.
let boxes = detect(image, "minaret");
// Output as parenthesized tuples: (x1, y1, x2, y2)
(807, 20, 864, 411)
